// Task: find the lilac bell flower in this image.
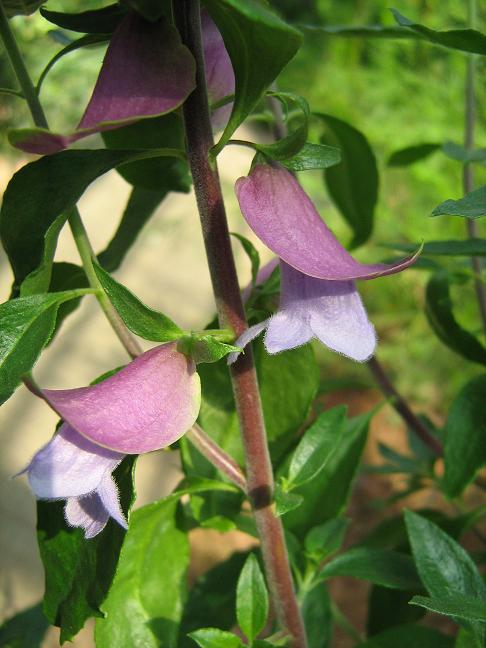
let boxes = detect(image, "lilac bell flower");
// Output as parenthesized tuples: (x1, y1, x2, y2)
(12, 13, 197, 154)
(229, 164, 418, 363)
(20, 343, 201, 537)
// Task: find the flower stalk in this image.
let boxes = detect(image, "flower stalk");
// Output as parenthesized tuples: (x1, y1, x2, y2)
(174, 2, 308, 646)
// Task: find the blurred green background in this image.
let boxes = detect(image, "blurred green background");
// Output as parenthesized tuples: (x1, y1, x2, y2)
(1, 0, 485, 416)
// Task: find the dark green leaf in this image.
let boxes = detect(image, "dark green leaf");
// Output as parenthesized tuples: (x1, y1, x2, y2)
(317, 113, 378, 248)
(287, 406, 347, 488)
(38, 457, 136, 643)
(304, 518, 349, 561)
(121, 0, 170, 21)
(204, 0, 302, 156)
(281, 142, 341, 171)
(189, 629, 243, 648)
(387, 143, 440, 167)
(0, 289, 94, 405)
(98, 186, 167, 272)
(443, 374, 486, 497)
(179, 552, 249, 647)
(102, 114, 191, 192)
(367, 588, 425, 636)
(424, 271, 486, 365)
(319, 548, 421, 590)
(442, 142, 486, 164)
(410, 594, 486, 623)
(385, 239, 486, 257)
(37, 34, 109, 95)
(0, 149, 171, 295)
(357, 623, 454, 648)
(2, 0, 43, 17)
(302, 23, 422, 40)
(236, 554, 269, 642)
(300, 582, 332, 648)
(95, 495, 189, 648)
(0, 603, 48, 648)
(93, 263, 183, 342)
(405, 510, 486, 641)
(40, 4, 126, 33)
(391, 9, 486, 56)
(230, 232, 260, 287)
(432, 185, 486, 219)
(284, 411, 371, 538)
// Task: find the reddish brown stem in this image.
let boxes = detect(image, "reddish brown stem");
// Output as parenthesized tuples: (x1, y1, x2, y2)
(174, 2, 307, 646)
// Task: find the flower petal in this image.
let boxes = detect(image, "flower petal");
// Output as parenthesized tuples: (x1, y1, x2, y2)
(97, 474, 128, 530)
(227, 320, 268, 364)
(14, 14, 196, 154)
(235, 164, 417, 281)
(241, 257, 279, 303)
(65, 494, 110, 539)
(42, 344, 201, 454)
(26, 423, 123, 499)
(201, 9, 234, 130)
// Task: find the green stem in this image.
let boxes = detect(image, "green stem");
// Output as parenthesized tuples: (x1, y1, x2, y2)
(0, 10, 141, 358)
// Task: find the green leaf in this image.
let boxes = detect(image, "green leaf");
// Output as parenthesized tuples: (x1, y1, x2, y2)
(2, 0, 43, 17)
(204, 0, 302, 156)
(95, 495, 189, 648)
(281, 142, 341, 171)
(102, 114, 191, 192)
(236, 554, 269, 642)
(179, 552, 249, 647)
(304, 518, 349, 562)
(367, 588, 425, 636)
(317, 113, 378, 248)
(93, 263, 183, 342)
(387, 143, 440, 167)
(300, 583, 332, 648)
(405, 510, 486, 642)
(178, 334, 240, 364)
(0, 603, 49, 648)
(230, 232, 260, 287)
(391, 10, 486, 56)
(40, 4, 126, 33)
(432, 185, 486, 219)
(38, 457, 136, 643)
(287, 406, 347, 488)
(357, 623, 454, 648)
(443, 374, 486, 497)
(284, 411, 371, 538)
(424, 271, 486, 365)
(386, 239, 486, 257)
(122, 0, 170, 21)
(410, 594, 486, 623)
(319, 548, 421, 590)
(0, 149, 172, 295)
(189, 629, 243, 648)
(275, 484, 304, 517)
(0, 289, 94, 405)
(36, 34, 109, 95)
(303, 23, 422, 40)
(442, 142, 486, 164)
(98, 186, 167, 272)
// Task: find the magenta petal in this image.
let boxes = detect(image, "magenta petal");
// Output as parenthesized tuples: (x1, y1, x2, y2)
(201, 9, 235, 130)
(65, 494, 110, 539)
(42, 344, 201, 454)
(235, 165, 417, 281)
(15, 14, 196, 154)
(26, 423, 123, 499)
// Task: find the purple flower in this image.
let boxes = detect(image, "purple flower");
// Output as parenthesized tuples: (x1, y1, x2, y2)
(229, 164, 417, 363)
(12, 13, 197, 154)
(20, 343, 201, 537)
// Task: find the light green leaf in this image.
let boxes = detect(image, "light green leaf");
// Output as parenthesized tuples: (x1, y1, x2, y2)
(431, 186, 486, 219)
(410, 594, 486, 623)
(0, 289, 94, 405)
(281, 142, 341, 171)
(319, 548, 421, 590)
(236, 554, 269, 642)
(385, 239, 486, 257)
(391, 10, 486, 55)
(95, 497, 190, 648)
(189, 628, 243, 648)
(177, 334, 240, 364)
(443, 374, 486, 497)
(204, 0, 302, 156)
(300, 582, 332, 648)
(93, 263, 183, 342)
(275, 483, 304, 517)
(317, 113, 378, 248)
(304, 518, 349, 561)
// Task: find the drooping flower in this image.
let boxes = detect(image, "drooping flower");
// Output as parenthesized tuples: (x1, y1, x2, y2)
(12, 12, 197, 154)
(20, 343, 201, 537)
(229, 164, 417, 363)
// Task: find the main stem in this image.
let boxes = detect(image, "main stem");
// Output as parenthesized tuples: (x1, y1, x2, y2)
(464, 0, 486, 338)
(174, 3, 307, 645)
(0, 5, 141, 358)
